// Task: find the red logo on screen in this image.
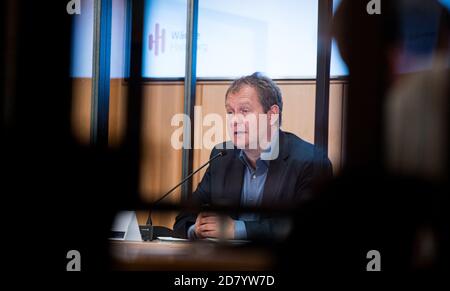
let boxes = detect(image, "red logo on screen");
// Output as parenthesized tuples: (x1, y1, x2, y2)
(149, 23, 166, 56)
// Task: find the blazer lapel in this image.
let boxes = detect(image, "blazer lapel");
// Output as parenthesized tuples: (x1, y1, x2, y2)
(261, 131, 290, 207)
(220, 149, 244, 207)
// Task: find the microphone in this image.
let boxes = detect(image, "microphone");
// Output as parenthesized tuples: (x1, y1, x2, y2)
(141, 149, 227, 240)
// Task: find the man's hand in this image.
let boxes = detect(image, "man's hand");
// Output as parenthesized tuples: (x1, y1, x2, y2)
(194, 212, 235, 239)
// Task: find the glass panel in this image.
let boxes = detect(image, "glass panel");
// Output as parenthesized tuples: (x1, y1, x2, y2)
(141, 0, 319, 78)
(142, 0, 188, 78)
(70, 0, 94, 144)
(330, 0, 348, 77)
(328, 0, 348, 174)
(109, 0, 131, 147)
(197, 0, 318, 78)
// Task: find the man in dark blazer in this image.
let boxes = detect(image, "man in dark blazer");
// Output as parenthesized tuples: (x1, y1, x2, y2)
(174, 73, 332, 241)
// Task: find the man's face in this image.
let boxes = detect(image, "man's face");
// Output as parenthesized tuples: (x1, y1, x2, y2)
(225, 85, 267, 150)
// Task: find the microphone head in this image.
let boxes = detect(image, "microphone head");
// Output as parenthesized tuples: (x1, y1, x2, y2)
(219, 149, 228, 156)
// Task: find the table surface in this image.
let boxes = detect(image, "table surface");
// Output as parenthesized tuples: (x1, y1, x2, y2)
(109, 239, 274, 271)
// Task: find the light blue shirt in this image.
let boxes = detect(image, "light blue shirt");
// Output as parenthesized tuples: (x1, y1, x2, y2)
(234, 150, 269, 239)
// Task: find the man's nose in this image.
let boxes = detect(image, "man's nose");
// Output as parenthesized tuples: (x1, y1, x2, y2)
(229, 113, 244, 125)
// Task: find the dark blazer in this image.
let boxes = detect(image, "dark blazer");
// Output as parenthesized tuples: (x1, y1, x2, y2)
(173, 130, 332, 240)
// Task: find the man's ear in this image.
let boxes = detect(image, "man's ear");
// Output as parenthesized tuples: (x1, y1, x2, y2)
(268, 105, 280, 126)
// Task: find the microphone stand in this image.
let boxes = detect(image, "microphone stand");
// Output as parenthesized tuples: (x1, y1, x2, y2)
(140, 150, 227, 240)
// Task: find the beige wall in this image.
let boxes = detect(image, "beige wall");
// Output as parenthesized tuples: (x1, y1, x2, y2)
(71, 78, 348, 228)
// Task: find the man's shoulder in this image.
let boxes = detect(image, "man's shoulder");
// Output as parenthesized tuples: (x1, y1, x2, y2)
(283, 131, 326, 162)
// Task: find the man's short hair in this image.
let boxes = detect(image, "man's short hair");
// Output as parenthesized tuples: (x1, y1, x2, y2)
(225, 72, 283, 124)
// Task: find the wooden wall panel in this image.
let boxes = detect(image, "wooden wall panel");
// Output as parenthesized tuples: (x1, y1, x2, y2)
(70, 78, 129, 147)
(193, 82, 230, 188)
(139, 83, 184, 227)
(328, 82, 345, 174)
(71, 78, 92, 145)
(108, 79, 128, 147)
(278, 81, 316, 144)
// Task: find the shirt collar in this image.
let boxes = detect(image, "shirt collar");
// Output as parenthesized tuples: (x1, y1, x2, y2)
(239, 150, 269, 172)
